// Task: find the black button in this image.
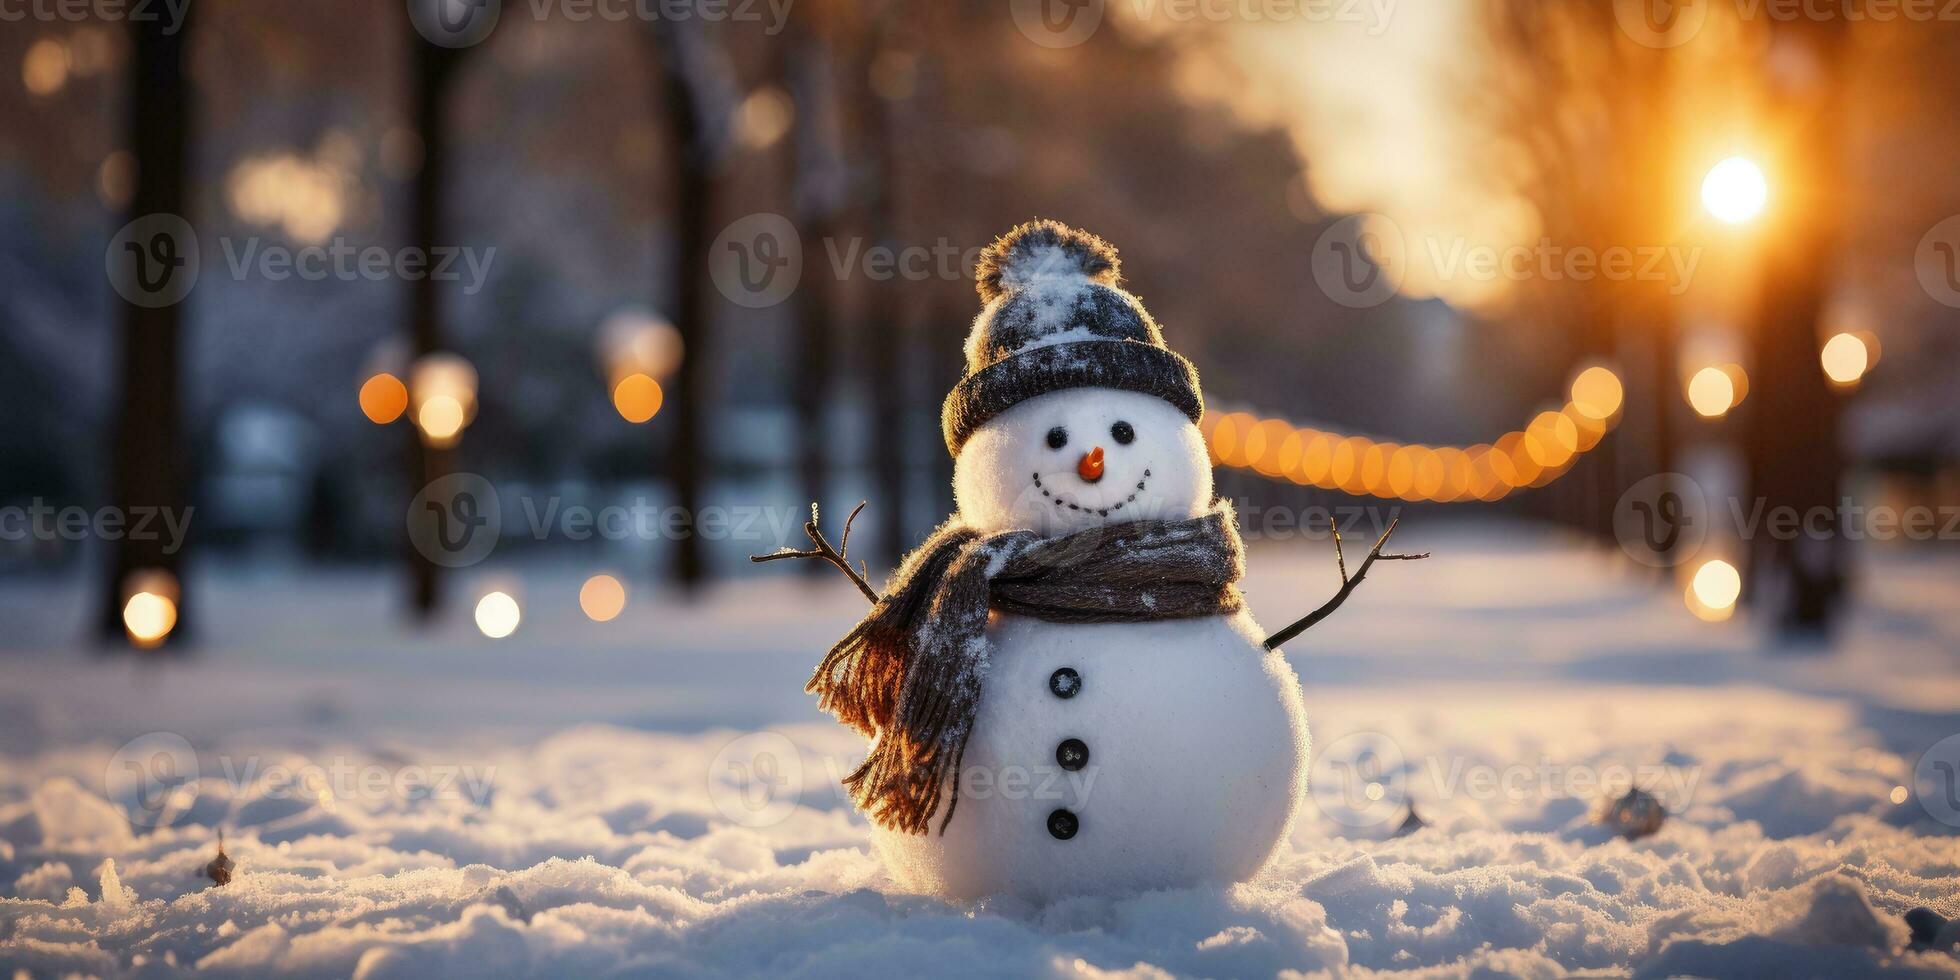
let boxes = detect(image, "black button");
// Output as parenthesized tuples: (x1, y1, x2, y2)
(1048, 667, 1081, 699)
(1056, 738, 1089, 771)
(1047, 808, 1079, 840)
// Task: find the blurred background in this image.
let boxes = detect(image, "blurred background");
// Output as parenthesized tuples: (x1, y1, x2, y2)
(1, 0, 1958, 650)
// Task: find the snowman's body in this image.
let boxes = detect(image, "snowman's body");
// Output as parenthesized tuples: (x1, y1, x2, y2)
(875, 611, 1308, 901)
(833, 220, 1318, 902)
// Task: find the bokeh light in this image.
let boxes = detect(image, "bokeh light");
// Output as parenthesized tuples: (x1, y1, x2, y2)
(409, 353, 477, 447)
(579, 574, 627, 623)
(613, 373, 664, 424)
(1687, 559, 1742, 622)
(22, 39, 68, 97)
(1701, 156, 1768, 224)
(1820, 332, 1870, 385)
(359, 373, 409, 424)
(120, 569, 181, 649)
(1200, 390, 1620, 501)
(735, 86, 795, 150)
(1687, 366, 1736, 418)
(122, 592, 178, 648)
(417, 395, 465, 446)
(475, 591, 521, 639)
(1570, 366, 1624, 420)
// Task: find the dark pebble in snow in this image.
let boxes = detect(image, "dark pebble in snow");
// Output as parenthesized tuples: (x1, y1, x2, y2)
(1601, 788, 1666, 840)
(1905, 907, 1947, 946)
(1393, 807, 1426, 837)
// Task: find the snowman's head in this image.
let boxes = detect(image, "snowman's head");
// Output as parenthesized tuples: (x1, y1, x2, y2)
(941, 220, 1210, 536)
(954, 387, 1211, 536)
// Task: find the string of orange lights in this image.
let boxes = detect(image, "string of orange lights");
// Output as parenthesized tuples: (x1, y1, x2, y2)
(1201, 366, 1625, 502)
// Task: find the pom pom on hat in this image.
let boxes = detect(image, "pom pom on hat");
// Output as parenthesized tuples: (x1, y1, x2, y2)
(975, 219, 1122, 304)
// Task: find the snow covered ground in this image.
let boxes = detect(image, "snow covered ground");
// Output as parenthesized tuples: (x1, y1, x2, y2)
(2, 520, 1959, 977)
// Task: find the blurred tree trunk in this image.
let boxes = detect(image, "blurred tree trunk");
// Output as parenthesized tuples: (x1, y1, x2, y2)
(404, 29, 460, 618)
(856, 4, 913, 566)
(1744, 21, 1849, 638)
(785, 15, 845, 555)
(99, 9, 194, 646)
(653, 21, 715, 589)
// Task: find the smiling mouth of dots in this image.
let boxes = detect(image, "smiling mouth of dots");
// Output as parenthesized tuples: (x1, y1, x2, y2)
(1032, 468, 1152, 518)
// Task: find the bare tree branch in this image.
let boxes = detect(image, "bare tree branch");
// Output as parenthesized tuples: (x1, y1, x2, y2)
(751, 502, 882, 605)
(1263, 516, 1428, 650)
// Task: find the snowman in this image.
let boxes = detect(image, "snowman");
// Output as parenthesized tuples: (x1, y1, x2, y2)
(758, 220, 1421, 901)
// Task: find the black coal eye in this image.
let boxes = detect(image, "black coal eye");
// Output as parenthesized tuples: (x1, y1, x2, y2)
(1111, 421, 1135, 445)
(1046, 426, 1069, 450)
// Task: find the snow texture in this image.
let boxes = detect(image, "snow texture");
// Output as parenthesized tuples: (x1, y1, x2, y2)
(2, 526, 1959, 977)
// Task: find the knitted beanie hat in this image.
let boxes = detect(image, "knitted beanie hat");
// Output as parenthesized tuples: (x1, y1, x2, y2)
(940, 220, 1204, 454)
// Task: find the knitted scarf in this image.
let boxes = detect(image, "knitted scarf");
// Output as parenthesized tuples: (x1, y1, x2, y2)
(808, 501, 1246, 835)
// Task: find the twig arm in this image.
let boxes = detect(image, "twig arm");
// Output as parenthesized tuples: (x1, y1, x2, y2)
(751, 502, 882, 605)
(1263, 516, 1428, 650)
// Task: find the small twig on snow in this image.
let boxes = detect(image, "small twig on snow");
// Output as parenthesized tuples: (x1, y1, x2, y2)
(750, 502, 881, 605)
(1263, 516, 1428, 650)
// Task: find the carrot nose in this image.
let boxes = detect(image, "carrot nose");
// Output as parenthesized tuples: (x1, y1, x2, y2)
(1077, 446, 1105, 482)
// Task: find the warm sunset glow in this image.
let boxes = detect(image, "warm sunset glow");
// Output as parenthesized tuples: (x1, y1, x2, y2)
(579, 574, 627, 622)
(359, 373, 409, 424)
(613, 373, 664, 424)
(1820, 332, 1870, 385)
(475, 591, 521, 639)
(1687, 367, 1736, 419)
(1701, 156, 1768, 224)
